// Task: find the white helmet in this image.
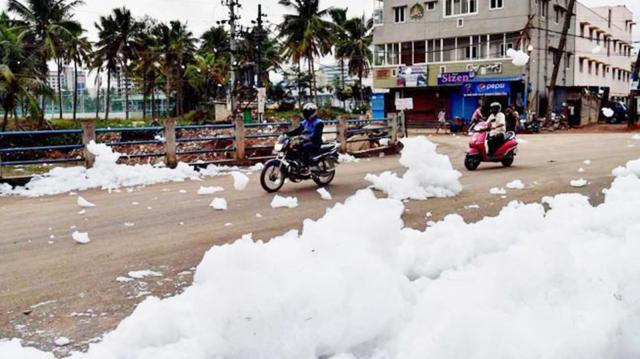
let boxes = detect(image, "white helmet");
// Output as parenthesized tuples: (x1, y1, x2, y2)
(302, 102, 318, 119)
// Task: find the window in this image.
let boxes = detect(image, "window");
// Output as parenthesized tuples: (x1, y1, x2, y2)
(540, 0, 547, 18)
(588, 61, 592, 74)
(579, 59, 584, 72)
(374, 45, 386, 66)
(595, 63, 599, 76)
(490, 0, 503, 9)
(393, 6, 406, 23)
(444, 0, 477, 17)
(457, 18, 464, 27)
(499, 43, 513, 57)
(387, 43, 399, 65)
(612, 68, 616, 80)
(401, 42, 413, 65)
(414, 41, 426, 63)
(555, 9, 560, 24)
(465, 46, 478, 59)
(439, 65, 447, 74)
(565, 53, 572, 69)
(425, 1, 436, 11)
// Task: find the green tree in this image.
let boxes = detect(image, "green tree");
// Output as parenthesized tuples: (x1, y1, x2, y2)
(278, 0, 334, 104)
(0, 15, 51, 130)
(64, 27, 91, 123)
(132, 16, 160, 120)
(154, 21, 196, 117)
(200, 25, 229, 59)
(8, 0, 83, 123)
(342, 16, 373, 106)
(94, 7, 142, 121)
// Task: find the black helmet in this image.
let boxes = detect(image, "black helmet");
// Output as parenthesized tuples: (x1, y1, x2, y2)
(302, 102, 318, 120)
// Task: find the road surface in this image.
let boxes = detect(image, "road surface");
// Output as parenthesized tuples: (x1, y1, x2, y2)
(0, 132, 638, 356)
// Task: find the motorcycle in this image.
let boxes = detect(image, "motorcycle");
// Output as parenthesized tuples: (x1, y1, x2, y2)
(464, 121, 518, 171)
(260, 134, 339, 193)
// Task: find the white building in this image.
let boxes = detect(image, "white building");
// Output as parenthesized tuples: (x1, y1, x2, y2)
(574, 4, 635, 102)
(47, 66, 88, 93)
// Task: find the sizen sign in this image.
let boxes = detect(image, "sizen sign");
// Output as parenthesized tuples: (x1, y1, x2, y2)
(437, 71, 476, 86)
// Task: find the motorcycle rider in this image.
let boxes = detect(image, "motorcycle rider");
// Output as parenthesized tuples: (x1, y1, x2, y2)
(487, 102, 506, 156)
(287, 102, 324, 172)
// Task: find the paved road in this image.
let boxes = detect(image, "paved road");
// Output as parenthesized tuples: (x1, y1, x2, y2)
(1, 132, 638, 355)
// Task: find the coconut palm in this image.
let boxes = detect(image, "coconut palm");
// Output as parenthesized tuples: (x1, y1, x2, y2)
(132, 17, 160, 120)
(0, 15, 51, 130)
(237, 26, 282, 88)
(329, 7, 349, 110)
(154, 21, 196, 117)
(94, 7, 142, 121)
(200, 25, 229, 59)
(341, 16, 373, 106)
(278, 0, 334, 104)
(185, 53, 228, 115)
(7, 0, 83, 123)
(65, 27, 91, 123)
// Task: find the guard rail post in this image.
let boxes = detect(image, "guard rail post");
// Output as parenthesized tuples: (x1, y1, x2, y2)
(81, 119, 96, 168)
(389, 113, 399, 146)
(337, 116, 347, 153)
(235, 117, 246, 160)
(163, 118, 177, 169)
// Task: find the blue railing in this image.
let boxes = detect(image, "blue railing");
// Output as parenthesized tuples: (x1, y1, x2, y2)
(0, 117, 394, 170)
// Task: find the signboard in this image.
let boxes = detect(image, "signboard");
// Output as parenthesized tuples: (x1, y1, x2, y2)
(257, 87, 266, 114)
(463, 82, 511, 97)
(375, 69, 391, 80)
(438, 71, 476, 86)
(395, 98, 414, 111)
(397, 66, 428, 87)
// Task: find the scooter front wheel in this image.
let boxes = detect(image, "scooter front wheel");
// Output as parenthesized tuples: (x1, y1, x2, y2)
(501, 156, 514, 167)
(464, 155, 481, 171)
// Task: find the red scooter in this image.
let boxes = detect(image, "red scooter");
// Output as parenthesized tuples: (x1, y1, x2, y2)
(465, 121, 518, 171)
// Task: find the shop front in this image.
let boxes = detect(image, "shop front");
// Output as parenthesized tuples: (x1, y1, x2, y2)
(449, 75, 525, 122)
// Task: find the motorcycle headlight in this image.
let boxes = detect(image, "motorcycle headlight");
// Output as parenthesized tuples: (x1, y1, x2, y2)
(274, 143, 284, 152)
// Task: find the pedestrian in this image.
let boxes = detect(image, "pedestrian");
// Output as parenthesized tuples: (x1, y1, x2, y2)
(468, 104, 484, 133)
(505, 107, 517, 133)
(436, 108, 448, 134)
(511, 106, 521, 132)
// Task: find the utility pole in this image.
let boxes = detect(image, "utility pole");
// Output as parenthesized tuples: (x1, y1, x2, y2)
(546, 0, 576, 117)
(221, 0, 241, 115)
(255, 4, 266, 89)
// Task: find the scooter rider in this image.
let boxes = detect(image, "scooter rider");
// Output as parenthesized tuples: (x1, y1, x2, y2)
(287, 102, 324, 171)
(487, 102, 506, 156)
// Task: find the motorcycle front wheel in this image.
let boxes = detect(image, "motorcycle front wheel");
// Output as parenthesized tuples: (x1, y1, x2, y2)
(260, 161, 286, 193)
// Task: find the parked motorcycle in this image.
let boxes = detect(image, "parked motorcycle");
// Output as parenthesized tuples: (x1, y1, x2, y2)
(260, 134, 339, 193)
(522, 112, 540, 134)
(465, 121, 519, 171)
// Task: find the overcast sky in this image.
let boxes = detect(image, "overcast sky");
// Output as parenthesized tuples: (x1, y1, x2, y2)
(0, 0, 637, 69)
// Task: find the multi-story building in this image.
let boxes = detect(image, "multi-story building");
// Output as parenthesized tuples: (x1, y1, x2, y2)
(372, 0, 635, 125)
(47, 66, 88, 94)
(114, 68, 138, 97)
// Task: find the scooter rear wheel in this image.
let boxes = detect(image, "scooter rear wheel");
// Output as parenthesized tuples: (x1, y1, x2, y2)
(464, 155, 481, 171)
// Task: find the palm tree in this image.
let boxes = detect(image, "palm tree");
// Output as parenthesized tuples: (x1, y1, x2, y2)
(185, 53, 228, 117)
(94, 7, 142, 121)
(237, 27, 282, 88)
(200, 25, 229, 59)
(0, 15, 51, 130)
(8, 0, 83, 124)
(342, 16, 373, 106)
(133, 17, 160, 120)
(278, 0, 334, 104)
(154, 21, 196, 117)
(94, 17, 117, 121)
(65, 27, 91, 123)
(329, 7, 348, 110)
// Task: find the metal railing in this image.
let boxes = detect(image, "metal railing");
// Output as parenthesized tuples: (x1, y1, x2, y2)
(0, 115, 399, 175)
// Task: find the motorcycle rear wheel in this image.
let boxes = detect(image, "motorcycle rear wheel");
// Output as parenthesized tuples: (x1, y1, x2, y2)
(260, 162, 286, 193)
(312, 158, 336, 187)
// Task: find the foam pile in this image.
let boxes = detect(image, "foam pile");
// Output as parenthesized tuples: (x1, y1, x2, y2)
(365, 136, 462, 200)
(3, 160, 640, 359)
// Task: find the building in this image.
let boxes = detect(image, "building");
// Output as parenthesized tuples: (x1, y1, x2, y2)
(316, 64, 352, 88)
(372, 0, 635, 126)
(114, 67, 138, 97)
(47, 66, 88, 94)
